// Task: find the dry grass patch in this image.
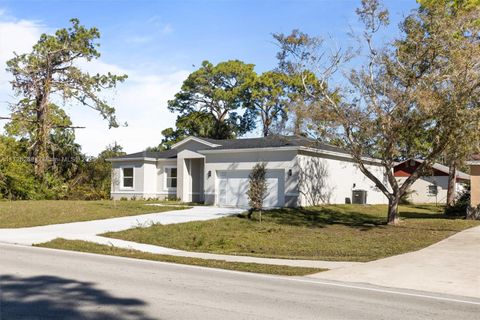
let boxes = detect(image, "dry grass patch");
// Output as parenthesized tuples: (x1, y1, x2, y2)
(103, 204, 479, 262)
(36, 239, 325, 276)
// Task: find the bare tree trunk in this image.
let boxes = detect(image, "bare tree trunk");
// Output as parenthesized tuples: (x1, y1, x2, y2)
(263, 121, 270, 137)
(387, 194, 400, 225)
(446, 159, 457, 207)
(34, 97, 50, 179)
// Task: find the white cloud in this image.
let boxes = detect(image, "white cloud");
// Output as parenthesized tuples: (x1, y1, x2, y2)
(161, 24, 173, 35)
(146, 15, 173, 36)
(0, 12, 188, 156)
(126, 35, 154, 44)
(70, 67, 189, 155)
(0, 13, 44, 127)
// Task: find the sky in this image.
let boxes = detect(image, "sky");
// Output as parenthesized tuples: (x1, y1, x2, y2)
(0, 0, 419, 155)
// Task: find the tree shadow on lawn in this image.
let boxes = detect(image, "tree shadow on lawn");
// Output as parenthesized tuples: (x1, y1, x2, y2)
(243, 205, 453, 230)
(248, 207, 386, 230)
(0, 274, 154, 320)
(398, 205, 447, 219)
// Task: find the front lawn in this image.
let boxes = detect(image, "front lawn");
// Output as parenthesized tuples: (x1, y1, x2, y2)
(0, 200, 187, 228)
(103, 204, 479, 262)
(37, 239, 325, 276)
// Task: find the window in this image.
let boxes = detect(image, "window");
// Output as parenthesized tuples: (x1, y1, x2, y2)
(165, 167, 177, 189)
(122, 167, 134, 188)
(428, 185, 438, 196)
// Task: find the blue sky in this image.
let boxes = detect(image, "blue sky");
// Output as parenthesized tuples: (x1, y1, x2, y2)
(0, 0, 418, 155)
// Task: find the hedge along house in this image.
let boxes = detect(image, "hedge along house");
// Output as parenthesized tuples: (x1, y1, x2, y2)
(394, 159, 470, 204)
(108, 136, 388, 207)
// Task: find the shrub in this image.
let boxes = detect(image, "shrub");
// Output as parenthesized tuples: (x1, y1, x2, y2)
(444, 189, 470, 217)
(247, 163, 268, 220)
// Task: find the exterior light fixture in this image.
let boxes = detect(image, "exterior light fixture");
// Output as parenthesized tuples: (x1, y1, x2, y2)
(288, 169, 292, 177)
(207, 170, 212, 178)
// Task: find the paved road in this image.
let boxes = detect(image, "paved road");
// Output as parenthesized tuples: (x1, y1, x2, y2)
(1, 244, 479, 320)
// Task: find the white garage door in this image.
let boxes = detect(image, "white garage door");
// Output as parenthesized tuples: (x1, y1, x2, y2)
(217, 170, 284, 208)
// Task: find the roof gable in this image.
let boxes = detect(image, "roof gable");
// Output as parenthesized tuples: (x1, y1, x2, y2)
(394, 159, 470, 181)
(171, 137, 221, 149)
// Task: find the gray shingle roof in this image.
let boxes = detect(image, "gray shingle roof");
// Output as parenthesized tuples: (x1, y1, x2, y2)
(112, 135, 348, 160)
(114, 149, 178, 159)
(200, 135, 348, 153)
(402, 159, 470, 180)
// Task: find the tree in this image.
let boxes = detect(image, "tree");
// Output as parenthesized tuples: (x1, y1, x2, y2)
(274, 0, 480, 224)
(153, 111, 220, 150)
(246, 162, 268, 221)
(0, 135, 38, 199)
(5, 104, 83, 181)
(168, 60, 256, 140)
(68, 143, 125, 199)
(5, 18, 127, 179)
(250, 71, 290, 136)
(416, 0, 480, 206)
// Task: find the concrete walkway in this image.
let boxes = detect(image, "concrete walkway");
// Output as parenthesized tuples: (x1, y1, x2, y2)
(0, 206, 243, 245)
(0, 206, 360, 269)
(310, 225, 480, 299)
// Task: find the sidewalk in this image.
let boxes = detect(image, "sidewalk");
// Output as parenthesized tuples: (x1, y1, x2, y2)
(309, 225, 480, 298)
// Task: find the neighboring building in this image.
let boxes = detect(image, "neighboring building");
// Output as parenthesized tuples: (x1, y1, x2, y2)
(394, 159, 470, 204)
(108, 136, 388, 207)
(466, 154, 480, 207)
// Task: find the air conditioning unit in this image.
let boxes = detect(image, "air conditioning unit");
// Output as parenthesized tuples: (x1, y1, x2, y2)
(352, 190, 367, 204)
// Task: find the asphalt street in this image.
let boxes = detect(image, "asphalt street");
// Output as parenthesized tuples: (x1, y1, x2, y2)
(1, 243, 479, 320)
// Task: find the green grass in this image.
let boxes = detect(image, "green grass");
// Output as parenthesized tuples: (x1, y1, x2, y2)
(103, 204, 480, 262)
(0, 200, 188, 228)
(36, 239, 325, 276)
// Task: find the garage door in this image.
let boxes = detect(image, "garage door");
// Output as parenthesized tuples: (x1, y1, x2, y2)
(217, 170, 285, 208)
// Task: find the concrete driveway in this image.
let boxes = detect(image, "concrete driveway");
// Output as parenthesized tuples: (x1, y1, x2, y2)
(310, 225, 480, 299)
(0, 206, 243, 245)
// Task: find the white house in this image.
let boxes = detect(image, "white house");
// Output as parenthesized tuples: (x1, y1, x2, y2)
(394, 159, 470, 204)
(108, 136, 388, 207)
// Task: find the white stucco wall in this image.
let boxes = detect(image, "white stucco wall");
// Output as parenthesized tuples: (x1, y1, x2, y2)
(110, 145, 389, 206)
(395, 176, 466, 204)
(296, 152, 388, 206)
(111, 161, 145, 199)
(110, 159, 177, 200)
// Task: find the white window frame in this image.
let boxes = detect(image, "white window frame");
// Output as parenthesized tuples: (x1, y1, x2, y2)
(164, 165, 178, 190)
(428, 184, 438, 196)
(120, 166, 135, 190)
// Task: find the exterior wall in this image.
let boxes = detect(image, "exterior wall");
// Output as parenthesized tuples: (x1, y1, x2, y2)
(296, 152, 388, 206)
(469, 165, 480, 207)
(110, 145, 390, 207)
(396, 176, 447, 204)
(111, 161, 144, 199)
(156, 159, 178, 199)
(176, 150, 205, 202)
(190, 158, 204, 202)
(395, 176, 466, 204)
(203, 150, 297, 206)
(110, 159, 177, 200)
